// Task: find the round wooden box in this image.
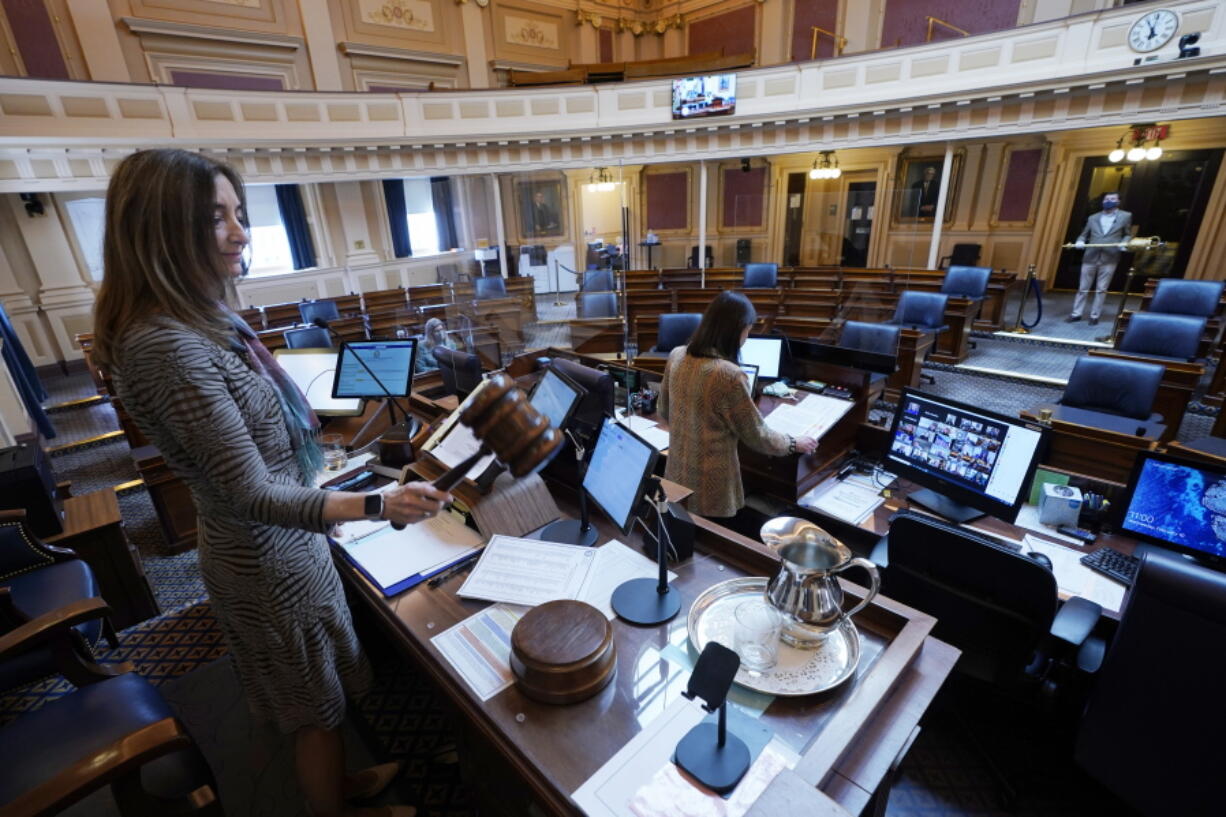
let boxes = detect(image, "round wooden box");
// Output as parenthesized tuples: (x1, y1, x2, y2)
(509, 600, 616, 705)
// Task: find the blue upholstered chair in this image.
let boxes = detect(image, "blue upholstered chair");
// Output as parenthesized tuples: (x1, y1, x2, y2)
(582, 269, 615, 292)
(474, 276, 508, 300)
(578, 292, 618, 319)
(282, 326, 332, 349)
(653, 313, 703, 353)
(1149, 279, 1224, 317)
(940, 266, 992, 301)
(0, 509, 116, 692)
(886, 291, 949, 334)
(1118, 313, 1207, 361)
(742, 263, 778, 289)
(1060, 356, 1164, 421)
(297, 299, 339, 326)
(938, 243, 982, 269)
(0, 596, 220, 815)
(838, 321, 901, 356)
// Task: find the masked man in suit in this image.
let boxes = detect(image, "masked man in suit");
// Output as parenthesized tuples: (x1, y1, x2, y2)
(1069, 192, 1133, 325)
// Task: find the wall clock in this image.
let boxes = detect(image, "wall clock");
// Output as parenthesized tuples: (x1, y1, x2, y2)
(1128, 9, 1179, 53)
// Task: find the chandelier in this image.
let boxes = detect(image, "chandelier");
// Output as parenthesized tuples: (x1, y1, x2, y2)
(809, 151, 841, 179)
(1108, 123, 1168, 163)
(586, 167, 617, 192)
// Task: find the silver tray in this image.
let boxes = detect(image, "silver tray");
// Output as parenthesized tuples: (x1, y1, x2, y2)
(687, 577, 860, 697)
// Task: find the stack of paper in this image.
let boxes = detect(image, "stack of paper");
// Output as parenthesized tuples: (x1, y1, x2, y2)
(764, 393, 852, 440)
(616, 411, 671, 451)
(1022, 534, 1127, 613)
(799, 473, 884, 524)
(335, 507, 484, 595)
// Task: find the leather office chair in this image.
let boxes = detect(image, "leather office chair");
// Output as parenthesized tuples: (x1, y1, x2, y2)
(742, 263, 778, 289)
(940, 266, 992, 301)
(582, 269, 615, 292)
(938, 243, 982, 269)
(653, 313, 702, 353)
(282, 326, 332, 349)
(577, 292, 618, 319)
(886, 291, 949, 334)
(1117, 312, 1206, 361)
(474, 275, 508, 300)
(0, 596, 220, 815)
(838, 320, 901, 356)
(435, 346, 483, 399)
(0, 509, 117, 691)
(1075, 549, 1226, 817)
(1060, 356, 1164, 422)
(297, 299, 339, 326)
(1148, 279, 1225, 318)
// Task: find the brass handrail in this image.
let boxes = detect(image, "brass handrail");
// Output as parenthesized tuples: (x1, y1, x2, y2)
(925, 16, 969, 42)
(810, 26, 847, 60)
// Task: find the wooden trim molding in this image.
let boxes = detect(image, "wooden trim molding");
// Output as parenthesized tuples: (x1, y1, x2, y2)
(339, 41, 465, 66)
(120, 17, 304, 50)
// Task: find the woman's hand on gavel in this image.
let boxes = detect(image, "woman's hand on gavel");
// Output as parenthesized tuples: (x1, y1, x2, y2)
(383, 481, 452, 526)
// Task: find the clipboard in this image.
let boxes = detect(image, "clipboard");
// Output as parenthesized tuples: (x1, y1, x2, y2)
(332, 511, 485, 597)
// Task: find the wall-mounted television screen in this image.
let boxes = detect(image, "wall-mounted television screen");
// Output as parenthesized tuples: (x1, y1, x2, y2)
(671, 73, 737, 120)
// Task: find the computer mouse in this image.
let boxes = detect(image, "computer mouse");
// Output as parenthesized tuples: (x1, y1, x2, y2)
(1026, 551, 1053, 570)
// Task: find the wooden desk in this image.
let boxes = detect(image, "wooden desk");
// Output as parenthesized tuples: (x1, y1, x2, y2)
(335, 480, 955, 816)
(1021, 404, 1162, 486)
(45, 490, 160, 629)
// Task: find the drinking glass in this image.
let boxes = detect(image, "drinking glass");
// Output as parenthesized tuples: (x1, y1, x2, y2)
(321, 433, 347, 471)
(733, 599, 782, 672)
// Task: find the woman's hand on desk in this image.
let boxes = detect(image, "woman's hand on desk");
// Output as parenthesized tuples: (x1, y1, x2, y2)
(383, 481, 452, 525)
(795, 436, 819, 455)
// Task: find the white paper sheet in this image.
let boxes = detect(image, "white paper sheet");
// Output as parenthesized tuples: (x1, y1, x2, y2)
(572, 696, 798, 817)
(616, 412, 658, 434)
(1012, 503, 1083, 545)
(427, 419, 497, 476)
(457, 535, 596, 606)
(431, 603, 527, 700)
(576, 540, 677, 620)
(336, 509, 484, 590)
(1022, 534, 1127, 613)
(764, 393, 852, 440)
(800, 477, 884, 524)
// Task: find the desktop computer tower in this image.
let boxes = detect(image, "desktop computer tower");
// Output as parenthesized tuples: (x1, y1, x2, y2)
(0, 442, 62, 536)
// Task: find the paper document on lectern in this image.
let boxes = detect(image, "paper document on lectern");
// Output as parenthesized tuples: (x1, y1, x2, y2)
(764, 393, 852, 440)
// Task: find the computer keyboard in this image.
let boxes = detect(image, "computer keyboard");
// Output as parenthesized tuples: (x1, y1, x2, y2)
(1080, 546, 1140, 587)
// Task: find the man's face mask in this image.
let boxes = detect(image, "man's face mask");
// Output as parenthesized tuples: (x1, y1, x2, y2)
(1102, 196, 1120, 211)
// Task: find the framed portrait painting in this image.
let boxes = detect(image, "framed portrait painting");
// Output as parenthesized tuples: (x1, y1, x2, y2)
(896, 154, 962, 223)
(516, 177, 566, 241)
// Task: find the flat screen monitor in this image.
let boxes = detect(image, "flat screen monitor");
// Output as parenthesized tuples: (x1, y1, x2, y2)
(530, 366, 585, 432)
(786, 338, 897, 376)
(583, 418, 659, 535)
(274, 349, 363, 416)
(671, 73, 736, 120)
(885, 388, 1045, 524)
(740, 336, 782, 380)
(332, 340, 416, 399)
(1117, 451, 1226, 567)
(739, 363, 759, 397)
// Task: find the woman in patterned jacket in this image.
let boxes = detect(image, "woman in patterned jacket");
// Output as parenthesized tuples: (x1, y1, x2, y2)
(658, 291, 818, 537)
(93, 149, 439, 817)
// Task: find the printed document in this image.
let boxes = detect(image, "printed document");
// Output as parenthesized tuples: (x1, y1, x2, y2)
(336, 508, 484, 590)
(764, 393, 852, 440)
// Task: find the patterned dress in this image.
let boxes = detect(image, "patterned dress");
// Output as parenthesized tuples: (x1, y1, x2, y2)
(114, 319, 371, 734)
(658, 346, 790, 518)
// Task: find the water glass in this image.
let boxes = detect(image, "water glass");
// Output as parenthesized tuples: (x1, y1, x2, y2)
(733, 599, 782, 672)
(321, 433, 347, 471)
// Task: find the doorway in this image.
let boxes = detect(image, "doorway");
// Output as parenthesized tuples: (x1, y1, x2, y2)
(843, 181, 876, 267)
(1055, 150, 1223, 290)
(782, 172, 807, 266)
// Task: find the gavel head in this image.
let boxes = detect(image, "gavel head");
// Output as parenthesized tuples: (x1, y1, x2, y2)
(459, 373, 564, 477)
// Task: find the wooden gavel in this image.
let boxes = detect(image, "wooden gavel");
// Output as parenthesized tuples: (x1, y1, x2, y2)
(390, 373, 565, 530)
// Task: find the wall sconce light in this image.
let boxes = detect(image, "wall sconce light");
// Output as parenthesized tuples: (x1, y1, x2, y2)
(740, 157, 751, 173)
(19, 193, 44, 217)
(586, 167, 617, 192)
(808, 151, 841, 180)
(1109, 123, 1169, 163)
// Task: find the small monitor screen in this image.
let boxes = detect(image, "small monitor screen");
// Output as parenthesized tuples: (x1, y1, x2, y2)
(530, 367, 584, 431)
(671, 73, 737, 120)
(584, 418, 659, 534)
(740, 336, 782, 380)
(886, 389, 1044, 522)
(739, 363, 759, 397)
(1119, 452, 1226, 564)
(332, 340, 417, 399)
(274, 349, 363, 416)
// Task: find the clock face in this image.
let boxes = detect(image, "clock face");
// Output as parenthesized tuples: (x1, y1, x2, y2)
(1128, 9, 1179, 53)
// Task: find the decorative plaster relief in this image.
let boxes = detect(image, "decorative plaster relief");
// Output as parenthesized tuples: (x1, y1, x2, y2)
(505, 15, 558, 49)
(361, 0, 435, 33)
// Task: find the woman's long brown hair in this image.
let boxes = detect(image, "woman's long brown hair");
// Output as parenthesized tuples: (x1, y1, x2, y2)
(92, 149, 246, 367)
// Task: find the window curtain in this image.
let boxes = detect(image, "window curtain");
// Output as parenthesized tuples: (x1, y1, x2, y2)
(273, 185, 317, 269)
(383, 178, 412, 258)
(0, 304, 55, 439)
(430, 176, 459, 252)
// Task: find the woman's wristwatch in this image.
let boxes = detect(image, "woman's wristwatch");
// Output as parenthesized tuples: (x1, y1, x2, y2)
(363, 492, 384, 520)
(787, 435, 797, 455)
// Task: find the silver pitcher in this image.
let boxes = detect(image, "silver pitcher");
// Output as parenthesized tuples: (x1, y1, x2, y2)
(761, 517, 880, 649)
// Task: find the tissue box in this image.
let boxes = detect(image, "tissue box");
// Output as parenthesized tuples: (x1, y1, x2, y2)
(1038, 483, 1083, 528)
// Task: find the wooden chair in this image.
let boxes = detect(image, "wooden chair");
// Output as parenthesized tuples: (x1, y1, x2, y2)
(361, 287, 408, 314)
(260, 301, 302, 330)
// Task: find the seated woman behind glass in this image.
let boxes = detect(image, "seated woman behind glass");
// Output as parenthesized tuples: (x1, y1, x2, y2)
(414, 317, 459, 373)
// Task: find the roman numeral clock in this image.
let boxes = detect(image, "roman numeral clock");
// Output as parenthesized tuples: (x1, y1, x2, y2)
(1128, 8, 1179, 53)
